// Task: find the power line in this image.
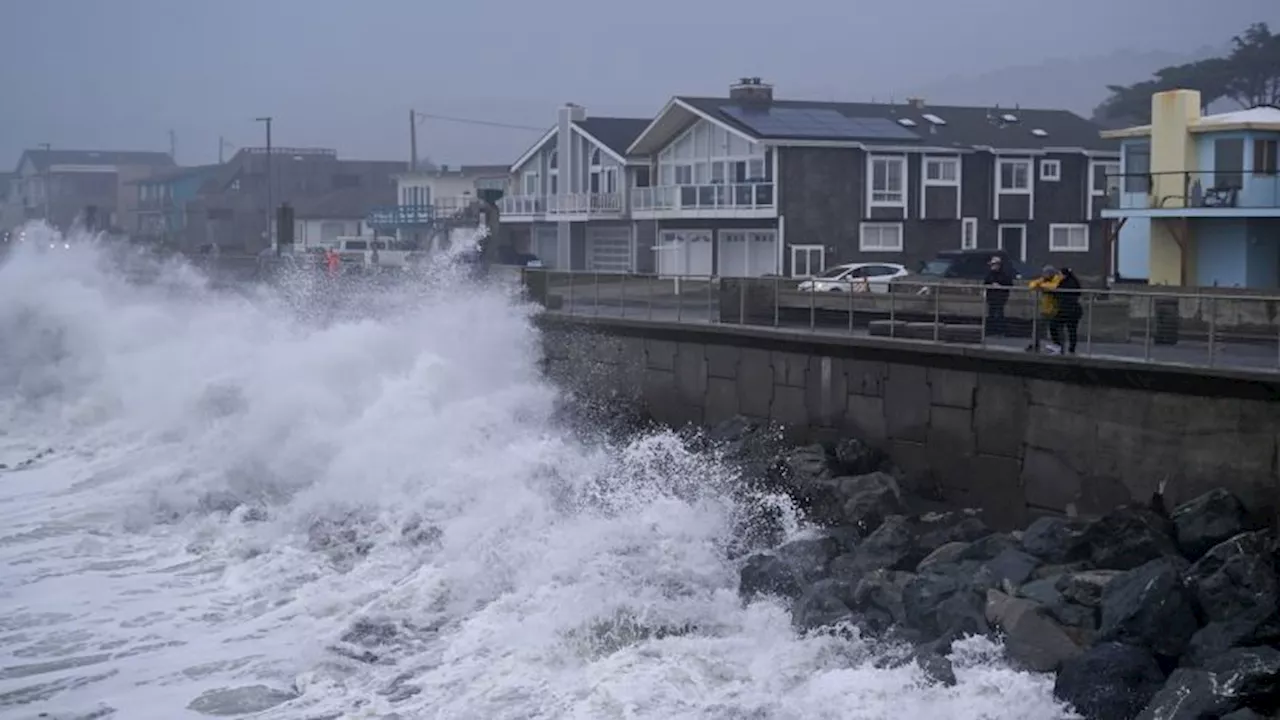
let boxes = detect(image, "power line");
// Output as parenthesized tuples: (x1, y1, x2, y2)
(412, 111, 544, 132)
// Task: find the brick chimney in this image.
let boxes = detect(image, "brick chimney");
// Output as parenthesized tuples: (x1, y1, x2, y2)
(729, 77, 773, 105)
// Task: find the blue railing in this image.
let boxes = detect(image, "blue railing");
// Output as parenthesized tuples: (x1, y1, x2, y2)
(366, 204, 438, 227)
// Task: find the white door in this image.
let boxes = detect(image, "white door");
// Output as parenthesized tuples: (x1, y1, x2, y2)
(748, 230, 779, 276)
(790, 244, 825, 277)
(998, 224, 1027, 262)
(717, 231, 749, 277)
(533, 226, 559, 268)
(586, 225, 632, 272)
(657, 230, 713, 276)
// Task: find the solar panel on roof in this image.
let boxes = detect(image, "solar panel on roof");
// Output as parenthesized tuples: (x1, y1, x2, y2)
(719, 106, 919, 141)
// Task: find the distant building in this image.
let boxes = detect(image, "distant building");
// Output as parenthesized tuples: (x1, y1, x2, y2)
(371, 164, 509, 250)
(496, 79, 1121, 280)
(1100, 90, 1280, 288)
(6, 148, 175, 233)
(291, 185, 393, 249)
(130, 164, 221, 248)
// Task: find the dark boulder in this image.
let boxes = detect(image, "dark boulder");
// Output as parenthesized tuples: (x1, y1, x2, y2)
(1220, 709, 1267, 720)
(1183, 610, 1280, 668)
(1054, 642, 1165, 720)
(832, 436, 887, 477)
(775, 536, 842, 585)
(792, 579, 857, 631)
(829, 515, 916, 578)
(1057, 570, 1123, 609)
(1136, 648, 1280, 720)
(913, 509, 992, 557)
(1021, 516, 1092, 564)
(1081, 507, 1180, 571)
(916, 651, 957, 687)
(1099, 557, 1199, 660)
(1170, 488, 1248, 561)
(1184, 530, 1280, 624)
(834, 471, 903, 535)
(851, 569, 914, 627)
(739, 553, 804, 601)
(1018, 577, 1098, 638)
(902, 570, 989, 641)
(916, 541, 971, 572)
(972, 548, 1042, 590)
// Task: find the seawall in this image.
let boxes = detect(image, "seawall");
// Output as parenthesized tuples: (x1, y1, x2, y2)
(538, 314, 1280, 530)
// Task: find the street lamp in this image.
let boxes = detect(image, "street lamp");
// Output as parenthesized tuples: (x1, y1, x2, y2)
(255, 116, 273, 253)
(37, 142, 51, 223)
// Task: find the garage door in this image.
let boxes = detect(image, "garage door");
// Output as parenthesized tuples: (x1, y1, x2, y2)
(657, 230, 713, 276)
(532, 226, 559, 268)
(717, 229, 778, 277)
(586, 225, 632, 273)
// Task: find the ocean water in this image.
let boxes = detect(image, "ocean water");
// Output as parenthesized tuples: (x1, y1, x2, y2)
(0, 226, 1072, 719)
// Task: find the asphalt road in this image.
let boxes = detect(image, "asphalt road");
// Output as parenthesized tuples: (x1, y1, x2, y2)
(553, 296, 1280, 374)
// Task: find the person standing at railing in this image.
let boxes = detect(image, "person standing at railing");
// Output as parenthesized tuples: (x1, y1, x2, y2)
(1050, 267, 1083, 354)
(1027, 265, 1063, 354)
(983, 255, 1013, 336)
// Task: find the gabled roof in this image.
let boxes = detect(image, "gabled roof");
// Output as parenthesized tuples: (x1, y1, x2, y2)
(127, 164, 221, 185)
(508, 127, 556, 174)
(17, 149, 175, 173)
(628, 96, 1119, 155)
(573, 118, 650, 161)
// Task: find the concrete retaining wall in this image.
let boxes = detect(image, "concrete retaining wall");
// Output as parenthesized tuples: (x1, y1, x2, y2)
(539, 315, 1280, 530)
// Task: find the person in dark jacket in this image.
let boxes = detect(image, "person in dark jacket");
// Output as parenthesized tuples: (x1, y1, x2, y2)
(983, 255, 1013, 337)
(1050, 267, 1083, 354)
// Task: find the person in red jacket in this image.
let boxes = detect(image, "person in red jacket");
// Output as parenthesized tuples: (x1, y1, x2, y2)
(324, 248, 340, 278)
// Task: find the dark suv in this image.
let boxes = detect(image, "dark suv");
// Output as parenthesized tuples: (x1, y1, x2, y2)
(916, 249, 1029, 281)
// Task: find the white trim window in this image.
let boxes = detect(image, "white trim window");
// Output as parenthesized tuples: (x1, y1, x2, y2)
(522, 171, 539, 196)
(924, 157, 959, 184)
(1039, 159, 1062, 182)
(790, 243, 825, 277)
(869, 155, 907, 207)
(961, 217, 978, 250)
(997, 159, 1032, 193)
(1049, 223, 1090, 253)
(859, 222, 904, 252)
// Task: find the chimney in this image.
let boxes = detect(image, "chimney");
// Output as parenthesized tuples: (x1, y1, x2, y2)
(729, 77, 773, 105)
(560, 102, 587, 123)
(907, 97, 925, 109)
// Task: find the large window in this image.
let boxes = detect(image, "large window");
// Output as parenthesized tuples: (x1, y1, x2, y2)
(1049, 223, 1089, 253)
(1254, 139, 1279, 176)
(657, 120, 765, 188)
(869, 156, 906, 206)
(997, 159, 1032, 192)
(860, 222, 904, 252)
(924, 157, 959, 184)
(1123, 142, 1150, 193)
(522, 171, 539, 196)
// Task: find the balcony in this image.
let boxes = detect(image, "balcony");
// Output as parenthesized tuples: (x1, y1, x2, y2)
(499, 194, 545, 220)
(367, 204, 438, 227)
(546, 193, 624, 217)
(1101, 171, 1280, 218)
(631, 182, 775, 218)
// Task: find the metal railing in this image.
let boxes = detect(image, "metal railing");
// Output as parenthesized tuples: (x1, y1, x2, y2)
(631, 183, 775, 212)
(499, 195, 545, 215)
(547, 193, 625, 215)
(1104, 171, 1280, 210)
(520, 269, 1280, 373)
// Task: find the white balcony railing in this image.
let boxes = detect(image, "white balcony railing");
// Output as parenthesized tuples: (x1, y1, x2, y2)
(500, 195, 545, 215)
(631, 183, 775, 213)
(547, 193, 624, 215)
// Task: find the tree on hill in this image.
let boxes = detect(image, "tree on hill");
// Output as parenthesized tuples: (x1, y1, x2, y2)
(1092, 23, 1280, 126)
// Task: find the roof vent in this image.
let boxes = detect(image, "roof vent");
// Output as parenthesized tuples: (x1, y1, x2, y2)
(1031, 128, 1048, 137)
(897, 117, 917, 127)
(729, 77, 774, 105)
(922, 113, 947, 126)
(1001, 113, 1019, 123)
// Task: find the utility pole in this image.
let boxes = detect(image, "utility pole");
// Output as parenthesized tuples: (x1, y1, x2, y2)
(168, 130, 177, 163)
(218, 136, 234, 164)
(409, 109, 419, 172)
(255, 116, 274, 254)
(37, 142, 51, 224)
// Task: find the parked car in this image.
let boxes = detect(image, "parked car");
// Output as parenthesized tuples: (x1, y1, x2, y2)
(797, 262, 909, 293)
(915, 249, 1030, 281)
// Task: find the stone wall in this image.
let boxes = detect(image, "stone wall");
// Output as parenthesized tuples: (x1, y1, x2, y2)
(539, 316, 1280, 531)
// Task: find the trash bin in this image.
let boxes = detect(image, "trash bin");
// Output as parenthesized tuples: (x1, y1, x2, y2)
(1152, 297, 1180, 345)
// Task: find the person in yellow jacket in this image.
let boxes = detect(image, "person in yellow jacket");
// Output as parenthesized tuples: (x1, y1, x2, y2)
(1026, 265, 1064, 353)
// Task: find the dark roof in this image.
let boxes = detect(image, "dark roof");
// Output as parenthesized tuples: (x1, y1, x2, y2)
(127, 164, 221, 185)
(18, 149, 176, 172)
(574, 117, 651, 156)
(291, 185, 395, 220)
(677, 97, 1119, 152)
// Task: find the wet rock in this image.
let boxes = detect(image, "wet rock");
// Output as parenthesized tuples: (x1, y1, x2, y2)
(973, 548, 1041, 590)
(915, 651, 957, 687)
(1017, 577, 1098, 637)
(1183, 610, 1280, 668)
(912, 509, 992, 557)
(961, 533, 1022, 563)
(1081, 507, 1179, 571)
(778, 445, 834, 493)
(186, 685, 298, 716)
(792, 579, 856, 631)
(832, 437, 887, 476)
(1020, 516, 1092, 564)
(902, 570, 989, 641)
(916, 541, 970, 572)
(1054, 642, 1165, 720)
(1099, 557, 1198, 660)
(776, 536, 841, 585)
(1202, 647, 1280, 710)
(829, 515, 916, 578)
(1057, 570, 1123, 609)
(985, 589, 1084, 672)
(1171, 488, 1248, 561)
(1220, 709, 1267, 720)
(834, 471, 903, 535)
(1133, 649, 1280, 720)
(851, 569, 913, 627)
(1184, 530, 1280, 624)
(738, 552, 804, 601)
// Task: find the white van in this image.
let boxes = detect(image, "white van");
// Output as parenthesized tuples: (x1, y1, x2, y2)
(332, 236, 413, 268)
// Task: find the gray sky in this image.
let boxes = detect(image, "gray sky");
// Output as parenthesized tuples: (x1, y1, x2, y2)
(3, 0, 1274, 169)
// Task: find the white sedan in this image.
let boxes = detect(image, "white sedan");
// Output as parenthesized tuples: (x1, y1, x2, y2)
(797, 262, 909, 293)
